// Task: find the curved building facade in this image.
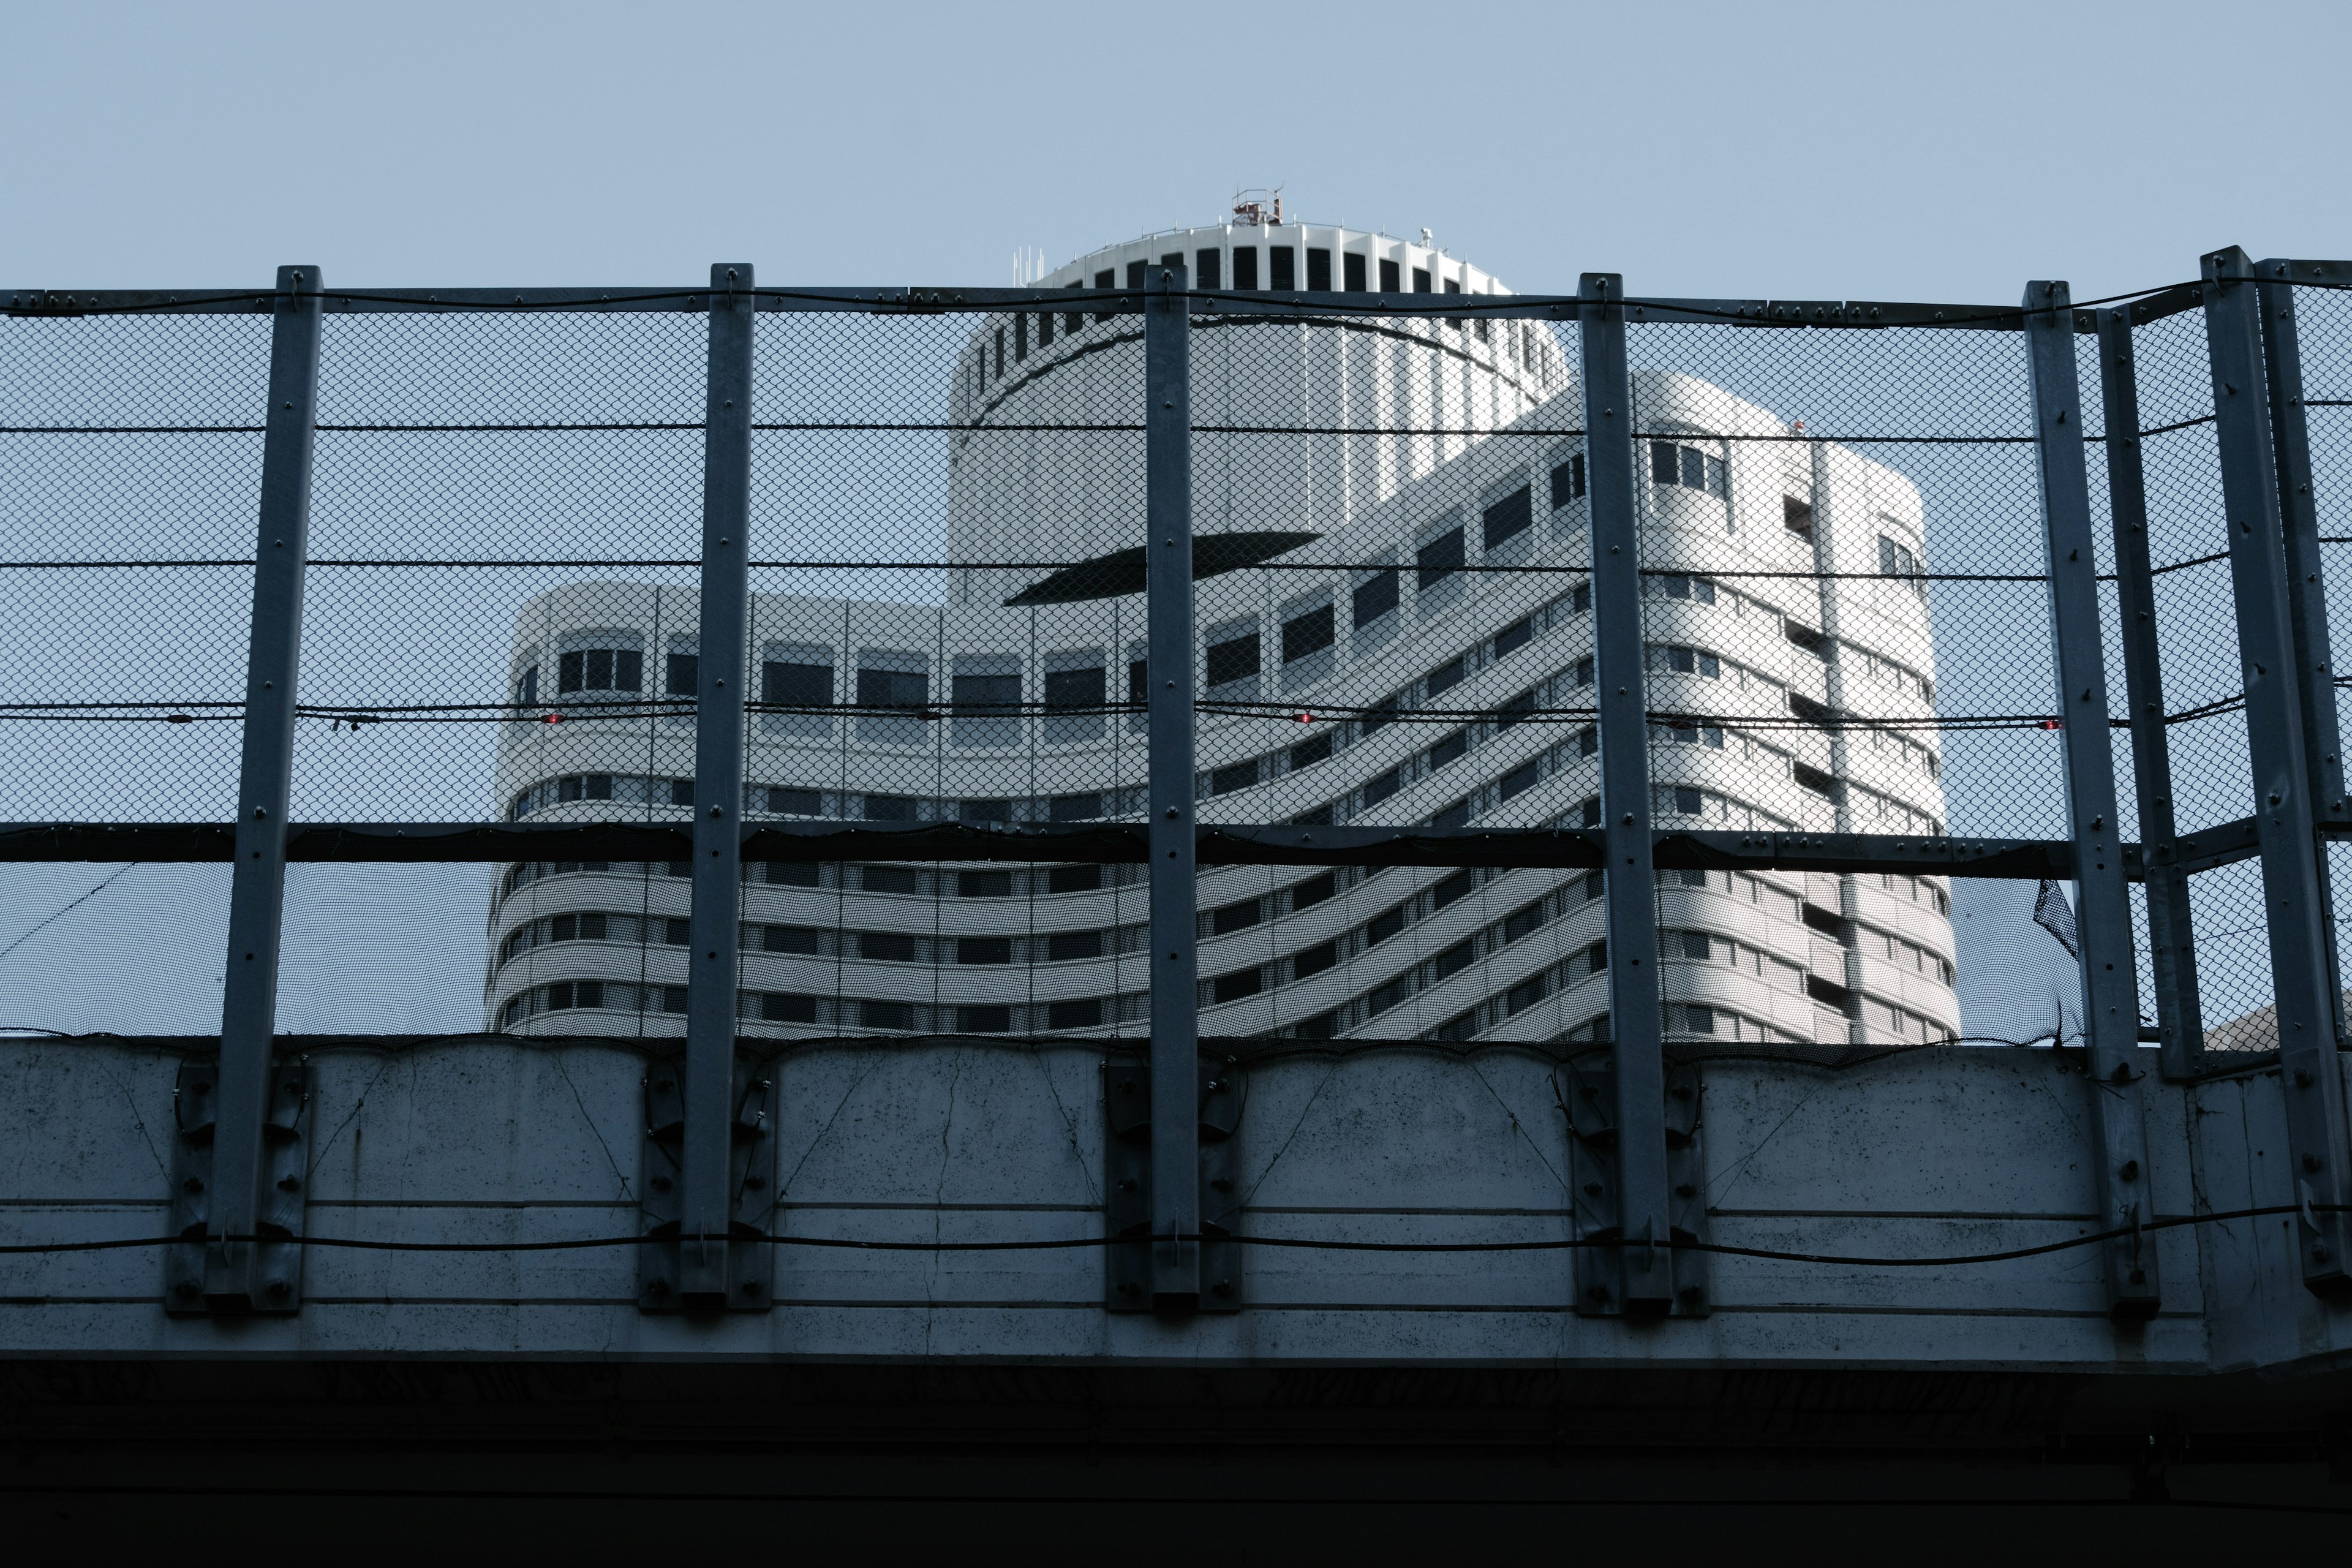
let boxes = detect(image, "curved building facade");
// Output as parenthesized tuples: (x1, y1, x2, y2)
(482, 224, 1959, 1050)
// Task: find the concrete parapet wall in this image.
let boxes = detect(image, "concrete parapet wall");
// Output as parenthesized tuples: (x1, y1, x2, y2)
(0, 1035, 2339, 1376)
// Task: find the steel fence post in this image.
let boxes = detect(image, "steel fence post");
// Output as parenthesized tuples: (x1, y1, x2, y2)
(1579, 273, 1675, 1316)
(2258, 258, 2350, 1046)
(1142, 262, 1200, 1310)
(2096, 306, 2204, 1081)
(200, 265, 323, 1313)
(2203, 246, 2352, 1297)
(680, 263, 756, 1310)
(2024, 282, 2161, 1317)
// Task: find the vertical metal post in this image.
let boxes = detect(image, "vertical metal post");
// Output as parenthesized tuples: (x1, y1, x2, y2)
(1144, 262, 1200, 1311)
(2097, 306, 2205, 1081)
(682, 263, 756, 1310)
(1580, 273, 1674, 1316)
(2024, 281, 2160, 1317)
(2203, 246, 2352, 1297)
(205, 265, 323, 1313)
(2258, 258, 2350, 1047)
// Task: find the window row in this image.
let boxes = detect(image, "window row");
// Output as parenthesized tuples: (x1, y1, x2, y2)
(744, 990, 1143, 1035)
(494, 980, 1143, 1036)
(508, 771, 1146, 824)
(497, 856, 1144, 908)
(1198, 582, 1588, 805)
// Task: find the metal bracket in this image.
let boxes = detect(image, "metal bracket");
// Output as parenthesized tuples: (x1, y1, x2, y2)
(166, 1056, 312, 1316)
(1562, 1057, 1709, 1318)
(1104, 1058, 1243, 1312)
(638, 1052, 777, 1313)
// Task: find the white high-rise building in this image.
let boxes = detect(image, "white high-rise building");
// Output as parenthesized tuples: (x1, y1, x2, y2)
(483, 217, 1959, 1049)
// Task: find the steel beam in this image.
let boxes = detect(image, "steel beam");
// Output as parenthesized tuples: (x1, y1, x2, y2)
(192, 265, 323, 1314)
(2097, 306, 2205, 1080)
(2024, 281, 2160, 1316)
(1580, 273, 1678, 1316)
(668, 263, 759, 1313)
(2258, 258, 2350, 1051)
(2203, 246, 2352, 1296)
(1144, 261, 1200, 1311)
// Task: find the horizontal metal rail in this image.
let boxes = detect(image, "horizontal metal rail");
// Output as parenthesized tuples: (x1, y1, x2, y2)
(4, 283, 2198, 330)
(0, 816, 2283, 877)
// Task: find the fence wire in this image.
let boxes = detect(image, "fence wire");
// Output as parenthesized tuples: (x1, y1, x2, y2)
(0, 269, 2337, 1063)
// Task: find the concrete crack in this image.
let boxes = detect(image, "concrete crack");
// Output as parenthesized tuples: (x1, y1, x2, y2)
(550, 1047, 632, 1202)
(1243, 1060, 1337, 1207)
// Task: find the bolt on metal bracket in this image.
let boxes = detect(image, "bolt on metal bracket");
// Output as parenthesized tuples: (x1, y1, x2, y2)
(165, 1056, 313, 1316)
(1561, 1056, 1710, 1318)
(1104, 1058, 1243, 1313)
(638, 1052, 777, 1313)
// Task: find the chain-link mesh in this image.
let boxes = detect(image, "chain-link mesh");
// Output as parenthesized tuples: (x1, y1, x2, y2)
(2, 267, 2334, 1062)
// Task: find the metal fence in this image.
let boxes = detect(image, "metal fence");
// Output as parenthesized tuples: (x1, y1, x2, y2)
(3, 248, 2348, 1318)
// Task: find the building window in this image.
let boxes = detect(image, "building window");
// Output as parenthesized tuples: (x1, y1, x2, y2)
(1064, 279, 1085, 336)
(1213, 968, 1264, 1005)
(766, 658, 832, 710)
(1493, 616, 1534, 659)
(1047, 863, 1101, 894)
(1500, 760, 1539, 801)
(1343, 252, 1367, 292)
(861, 931, 917, 962)
(950, 658, 1022, 748)
(1291, 731, 1333, 769)
(993, 326, 1004, 378)
(1205, 629, 1261, 691)
(1578, 726, 1597, 756)
(1305, 249, 1330, 290)
(1482, 485, 1532, 551)
(958, 869, 1012, 897)
(514, 665, 538, 707)
(1269, 247, 1295, 290)
(1675, 787, 1704, 814)
(1047, 997, 1103, 1030)
(1352, 568, 1399, 628)
(959, 936, 1012, 965)
(1232, 247, 1259, 290)
(1412, 267, 1431, 293)
(1195, 248, 1221, 290)
(1093, 268, 1115, 325)
(959, 798, 1012, 825)
(1380, 258, 1401, 292)
(1210, 760, 1259, 796)
(1550, 454, 1588, 508)
(862, 862, 918, 893)
(1444, 277, 1463, 330)
(763, 924, 819, 955)
(1126, 259, 1147, 290)
(960, 1005, 1012, 1034)
(1014, 313, 1028, 362)
(1048, 929, 1102, 962)
(1650, 440, 1727, 499)
(1416, 524, 1464, 593)
(1043, 658, 1104, 744)
(1282, 603, 1335, 665)
(1036, 310, 1052, 350)
(1292, 872, 1336, 909)
(1363, 768, 1402, 808)
(558, 646, 642, 695)
(765, 860, 819, 887)
(862, 998, 914, 1031)
(1212, 898, 1262, 936)
(1505, 975, 1547, 1016)
(1878, 532, 1924, 590)
(1428, 730, 1468, 770)
(1294, 941, 1337, 979)
(1784, 496, 1815, 537)
(768, 786, 821, 816)
(1580, 797, 1602, 827)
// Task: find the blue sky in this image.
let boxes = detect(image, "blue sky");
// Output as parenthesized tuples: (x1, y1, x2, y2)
(4, 0, 2346, 301)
